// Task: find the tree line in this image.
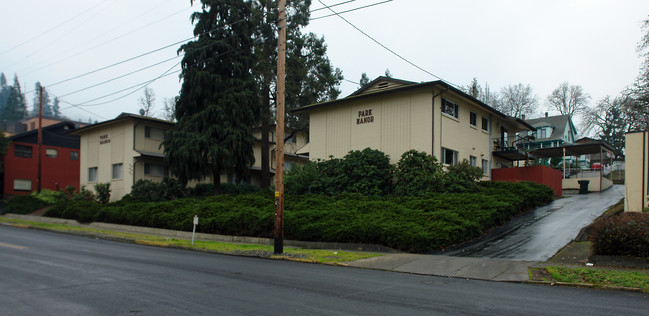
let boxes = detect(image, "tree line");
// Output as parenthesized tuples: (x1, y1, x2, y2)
(0, 72, 63, 121)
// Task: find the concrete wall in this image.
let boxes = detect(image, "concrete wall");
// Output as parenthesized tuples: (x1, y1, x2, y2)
(491, 166, 562, 196)
(562, 177, 612, 192)
(625, 131, 648, 212)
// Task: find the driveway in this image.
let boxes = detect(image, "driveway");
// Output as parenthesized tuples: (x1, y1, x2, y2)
(446, 185, 624, 261)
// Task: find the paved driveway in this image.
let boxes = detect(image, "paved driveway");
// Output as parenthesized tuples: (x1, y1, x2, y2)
(448, 185, 624, 261)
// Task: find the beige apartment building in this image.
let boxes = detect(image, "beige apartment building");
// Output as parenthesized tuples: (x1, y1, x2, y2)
(72, 113, 308, 200)
(625, 131, 648, 212)
(294, 77, 535, 177)
(70, 113, 174, 201)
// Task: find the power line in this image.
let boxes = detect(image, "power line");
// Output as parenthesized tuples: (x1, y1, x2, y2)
(311, 0, 392, 20)
(315, 0, 458, 88)
(22, 4, 195, 77)
(0, 0, 113, 56)
(309, 0, 356, 13)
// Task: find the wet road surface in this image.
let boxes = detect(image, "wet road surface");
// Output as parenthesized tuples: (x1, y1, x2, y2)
(449, 185, 624, 261)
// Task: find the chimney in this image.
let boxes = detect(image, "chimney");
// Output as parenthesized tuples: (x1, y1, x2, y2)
(521, 114, 526, 120)
(545, 112, 548, 117)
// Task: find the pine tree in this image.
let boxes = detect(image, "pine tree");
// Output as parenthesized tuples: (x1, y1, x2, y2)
(3, 74, 27, 120)
(164, 0, 258, 195)
(52, 97, 61, 118)
(32, 82, 53, 117)
(0, 73, 9, 115)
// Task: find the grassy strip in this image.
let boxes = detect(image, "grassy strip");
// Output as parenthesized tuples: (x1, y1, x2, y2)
(535, 266, 649, 292)
(0, 217, 380, 264)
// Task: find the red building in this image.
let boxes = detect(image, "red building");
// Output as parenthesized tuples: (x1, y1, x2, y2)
(3, 121, 80, 197)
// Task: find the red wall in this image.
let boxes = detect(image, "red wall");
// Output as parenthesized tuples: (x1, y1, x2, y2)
(491, 165, 562, 196)
(4, 142, 80, 196)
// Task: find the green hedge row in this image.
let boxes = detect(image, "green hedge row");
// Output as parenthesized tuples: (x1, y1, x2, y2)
(43, 181, 552, 252)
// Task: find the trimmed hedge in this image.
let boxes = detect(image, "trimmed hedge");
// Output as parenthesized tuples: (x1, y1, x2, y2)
(43, 181, 553, 252)
(591, 212, 649, 257)
(2, 195, 51, 215)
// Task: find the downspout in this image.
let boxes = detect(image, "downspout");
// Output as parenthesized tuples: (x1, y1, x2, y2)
(643, 132, 646, 210)
(133, 122, 139, 187)
(431, 87, 448, 156)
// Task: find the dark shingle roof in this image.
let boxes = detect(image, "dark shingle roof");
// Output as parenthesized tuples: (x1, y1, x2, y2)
(525, 114, 575, 141)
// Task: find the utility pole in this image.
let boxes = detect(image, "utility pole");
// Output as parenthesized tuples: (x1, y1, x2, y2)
(274, 0, 286, 254)
(37, 86, 43, 193)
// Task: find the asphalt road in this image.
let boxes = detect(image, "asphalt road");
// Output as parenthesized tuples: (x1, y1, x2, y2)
(449, 185, 625, 261)
(1, 225, 646, 315)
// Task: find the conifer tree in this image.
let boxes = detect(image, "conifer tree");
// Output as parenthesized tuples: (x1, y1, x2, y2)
(164, 0, 258, 194)
(32, 82, 53, 117)
(3, 74, 27, 120)
(0, 73, 9, 114)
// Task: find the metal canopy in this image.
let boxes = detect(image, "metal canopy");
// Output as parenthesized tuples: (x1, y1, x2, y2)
(531, 142, 615, 158)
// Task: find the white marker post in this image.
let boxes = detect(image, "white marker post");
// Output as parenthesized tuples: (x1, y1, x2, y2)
(192, 215, 198, 245)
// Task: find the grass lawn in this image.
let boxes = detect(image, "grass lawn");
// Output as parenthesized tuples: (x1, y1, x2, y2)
(0, 217, 380, 264)
(542, 266, 649, 292)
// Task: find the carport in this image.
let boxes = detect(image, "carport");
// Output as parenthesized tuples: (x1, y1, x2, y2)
(531, 142, 616, 192)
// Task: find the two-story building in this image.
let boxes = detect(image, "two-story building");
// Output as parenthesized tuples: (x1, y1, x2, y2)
(69, 113, 175, 201)
(3, 121, 80, 197)
(520, 114, 587, 168)
(293, 77, 535, 177)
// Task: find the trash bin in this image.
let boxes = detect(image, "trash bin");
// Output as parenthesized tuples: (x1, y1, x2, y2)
(578, 180, 589, 194)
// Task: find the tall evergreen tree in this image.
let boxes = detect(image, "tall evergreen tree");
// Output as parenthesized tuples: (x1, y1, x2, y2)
(251, 0, 342, 188)
(3, 74, 27, 120)
(0, 73, 9, 115)
(52, 97, 61, 118)
(359, 73, 370, 88)
(164, 0, 258, 195)
(32, 82, 53, 117)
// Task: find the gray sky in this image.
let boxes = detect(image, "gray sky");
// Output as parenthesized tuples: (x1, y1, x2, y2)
(1, 0, 648, 126)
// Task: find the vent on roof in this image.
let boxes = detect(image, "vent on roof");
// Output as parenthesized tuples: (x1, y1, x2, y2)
(378, 82, 389, 89)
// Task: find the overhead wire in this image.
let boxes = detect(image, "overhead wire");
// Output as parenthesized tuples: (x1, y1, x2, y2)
(311, 0, 392, 20)
(0, 0, 113, 56)
(315, 0, 459, 88)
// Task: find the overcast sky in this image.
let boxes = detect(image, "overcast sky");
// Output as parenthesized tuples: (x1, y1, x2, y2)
(1, 0, 648, 125)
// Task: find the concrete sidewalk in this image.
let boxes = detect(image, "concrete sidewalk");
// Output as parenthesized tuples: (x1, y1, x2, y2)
(2, 213, 536, 282)
(346, 254, 534, 281)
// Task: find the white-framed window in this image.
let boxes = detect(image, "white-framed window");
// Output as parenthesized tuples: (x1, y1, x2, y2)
(14, 145, 32, 158)
(46, 148, 58, 158)
(536, 128, 547, 139)
(469, 112, 477, 127)
(482, 117, 489, 131)
(470, 156, 477, 167)
(112, 163, 123, 180)
(13, 179, 32, 191)
(144, 126, 165, 141)
(144, 162, 167, 177)
(88, 167, 98, 182)
(482, 159, 489, 175)
(442, 98, 459, 119)
(70, 151, 79, 160)
(441, 147, 458, 166)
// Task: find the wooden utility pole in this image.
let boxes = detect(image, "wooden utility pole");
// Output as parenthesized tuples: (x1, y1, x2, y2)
(37, 86, 43, 193)
(274, 0, 287, 254)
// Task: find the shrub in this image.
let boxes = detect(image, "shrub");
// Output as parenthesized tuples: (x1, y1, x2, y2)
(75, 185, 96, 201)
(590, 212, 649, 257)
(444, 159, 484, 193)
(394, 150, 445, 196)
(44, 200, 102, 223)
(129, 178, 187, 202)
(285, 148, 393, 196)
(33, 189, 63, 204)
(2, 195, 51, 215)
(94, 183, 111, 204)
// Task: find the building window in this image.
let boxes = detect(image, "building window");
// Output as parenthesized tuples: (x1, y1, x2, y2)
(145, 126, 165, 141)
(88, 167, 98, 182)
(536, 128, 547, 139)
(14, 179, 32, 191)
(470, 156, 477, 167)
(46, 148, 58, 158)
(442, 98, 459, 119)
(287, 133, 297, 143)
(470, 112, 477, 127)
(14, 145, 32, 158)
(482, 117, 488, 131)
(482, 159, 489, 175)
(144, 162, 168, 177)
(112, 163, 123, 180)
(70, 151, 79, 160)
(441, 147, 458, 165)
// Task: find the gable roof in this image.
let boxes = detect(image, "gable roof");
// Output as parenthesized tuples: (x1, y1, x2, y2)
(10, 121, 80, 149)
(69, 113, 174, 135)
(293, 77, 535, 132)
(525, 114, 577, 141)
